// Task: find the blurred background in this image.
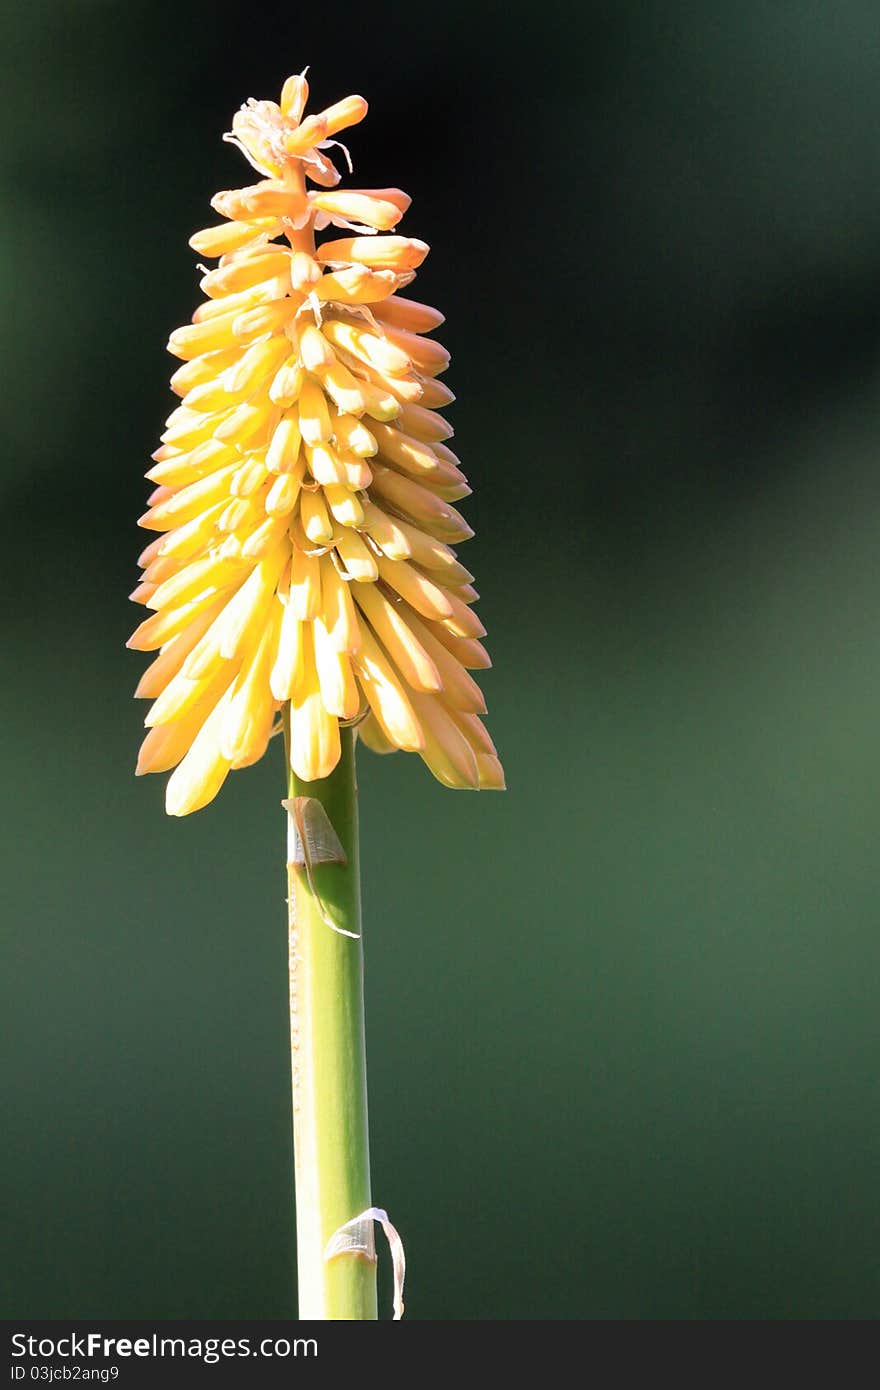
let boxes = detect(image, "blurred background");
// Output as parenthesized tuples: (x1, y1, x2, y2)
(4, 0, 880, 1320)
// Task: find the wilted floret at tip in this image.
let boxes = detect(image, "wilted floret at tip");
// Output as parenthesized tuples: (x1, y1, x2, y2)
(128, 68, 504, 815)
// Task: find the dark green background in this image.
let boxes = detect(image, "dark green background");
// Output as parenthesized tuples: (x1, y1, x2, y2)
(4, 0, 880, 1320)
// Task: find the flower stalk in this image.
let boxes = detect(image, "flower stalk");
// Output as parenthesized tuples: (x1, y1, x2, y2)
(128, 67, 506, 1324)
(284, 720, 377, 1319)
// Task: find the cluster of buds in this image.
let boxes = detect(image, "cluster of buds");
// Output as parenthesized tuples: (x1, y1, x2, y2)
(128, 71, 503, 815)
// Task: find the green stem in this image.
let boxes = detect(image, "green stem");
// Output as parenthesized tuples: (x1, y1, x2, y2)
(284, 718, 377, 1320)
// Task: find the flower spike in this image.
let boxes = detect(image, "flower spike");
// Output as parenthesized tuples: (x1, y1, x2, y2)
(129, 71, 504, 814)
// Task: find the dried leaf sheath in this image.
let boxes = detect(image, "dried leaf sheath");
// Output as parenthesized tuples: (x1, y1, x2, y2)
(128, 70, 504, 815)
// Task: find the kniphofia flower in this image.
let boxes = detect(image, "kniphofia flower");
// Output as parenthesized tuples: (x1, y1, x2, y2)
(129, 70, 504, 815)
